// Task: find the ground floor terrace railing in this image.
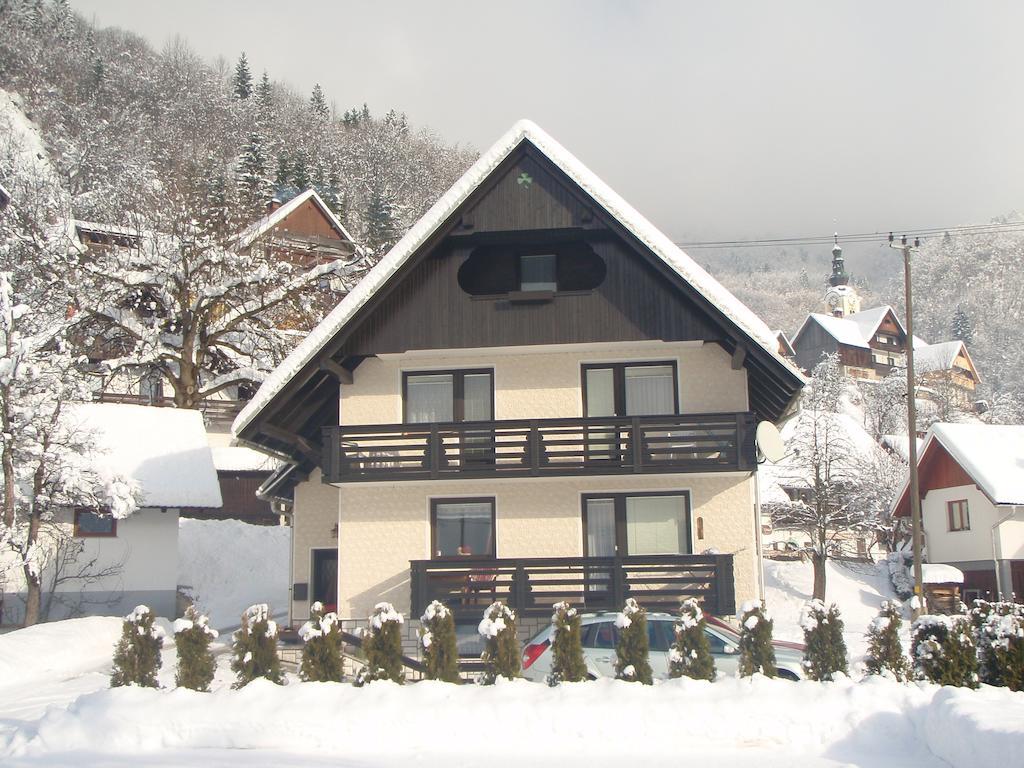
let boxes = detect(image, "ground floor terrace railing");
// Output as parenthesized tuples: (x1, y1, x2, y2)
(323, 413, 756, 483)
(410, 554, 736, 621)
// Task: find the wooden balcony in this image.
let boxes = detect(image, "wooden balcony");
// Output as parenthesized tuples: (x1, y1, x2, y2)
(410, 554, 736, 620)
(322, 412, 757, 483)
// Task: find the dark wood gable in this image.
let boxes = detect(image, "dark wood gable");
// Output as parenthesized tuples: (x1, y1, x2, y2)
(239, 139, 803, 462)
(893, 439, 979, 517)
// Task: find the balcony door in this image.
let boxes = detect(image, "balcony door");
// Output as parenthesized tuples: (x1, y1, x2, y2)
(404, 369, 494, 465)
(584, 493, 691, 558)
(582, 362, 678, 460)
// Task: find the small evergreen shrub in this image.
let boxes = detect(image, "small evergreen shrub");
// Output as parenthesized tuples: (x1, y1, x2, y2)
(668, 598, 715, 681)
(614, 598, 653, 685)
(420, 600, 460, 683)
(230, 603, 284, 688)
(547, 601, 587, 685)
(737, 602, 777, 678)
(972, 601, 1024, 690)
(911, 614, 979, 688)
(298, 601, 344, 683)
(111, 605, 164, 688)
(478, 601, 520, 684)
(864, 600, 910, 681)
(799, 599, 848, 681)
(173, 606, 218, 691)
(356, 602, 406, 685)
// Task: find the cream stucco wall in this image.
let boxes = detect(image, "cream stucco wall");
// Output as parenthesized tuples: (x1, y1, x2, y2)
(922, 484, 1024, 564)
(290, 467, 341, 622)
(309, 472, 759, 621)
(341, 341, 748, 426)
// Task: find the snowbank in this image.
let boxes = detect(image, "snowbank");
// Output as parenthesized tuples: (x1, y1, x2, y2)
(3, 675, 1021, 767)
(177, 518, 290, 631)
(0, 617, 121, 688)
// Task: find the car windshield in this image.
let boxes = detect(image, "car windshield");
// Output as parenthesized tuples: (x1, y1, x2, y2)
(581, 619, 675, 651)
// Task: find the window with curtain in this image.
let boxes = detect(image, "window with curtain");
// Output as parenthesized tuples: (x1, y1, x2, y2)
(404, 370, 493, 424)
(625, 495, 688, 555)
(432, 499, 495, 558)
(583, 362, 677, 417)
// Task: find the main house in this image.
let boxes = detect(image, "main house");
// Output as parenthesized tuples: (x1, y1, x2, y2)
(233, 120, 805, 646)
(891, 423, 1024, 602)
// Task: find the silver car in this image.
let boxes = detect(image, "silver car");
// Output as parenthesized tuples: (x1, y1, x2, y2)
(521, 611, 806, 682)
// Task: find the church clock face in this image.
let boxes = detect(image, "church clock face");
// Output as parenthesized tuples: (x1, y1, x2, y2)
(825, 288, 843, 310)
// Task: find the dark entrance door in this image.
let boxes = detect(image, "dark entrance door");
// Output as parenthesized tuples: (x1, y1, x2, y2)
(311, 548, 339, 613)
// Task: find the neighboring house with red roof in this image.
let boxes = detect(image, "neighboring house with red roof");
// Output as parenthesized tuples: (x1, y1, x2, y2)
(891, 423, 1024, 601)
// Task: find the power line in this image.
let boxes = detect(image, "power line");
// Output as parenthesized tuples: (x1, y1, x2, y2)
(674, 221, 1024, 249)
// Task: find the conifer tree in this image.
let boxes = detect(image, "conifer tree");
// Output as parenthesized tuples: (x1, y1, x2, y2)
(669, 598, 716, 681)
(420, 600, 459, 683)
(233, 52, 253, 99)
(255, 70, 273, 111)
(547, 601, 587, 685)
(237, 130, 272, 213)
(299, 601, 344, 683)
(738, 602, 777, 678)
(356, 602, 405, 685)
(479, 601, 521, 684)
(230, 603, 284, 688)
(911, 614, 979, 688)
(310, 83, 329, 120)
(988, 609, 1024, 692)
(864, 600, 910, 681)
(364, 187, 399, 255)
(111, 605, 164, 688)
(951, 306, 973, 345)
(173, 606, 218, 692)
(799, 600, 848, 681)
(615, 598, 653, 684)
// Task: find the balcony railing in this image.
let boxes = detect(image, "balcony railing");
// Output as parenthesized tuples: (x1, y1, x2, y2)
(410, 554, 736, 620)
(322, 412, 756, 483)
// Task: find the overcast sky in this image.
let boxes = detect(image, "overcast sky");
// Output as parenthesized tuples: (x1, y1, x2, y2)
(72, 1, 1024, 242)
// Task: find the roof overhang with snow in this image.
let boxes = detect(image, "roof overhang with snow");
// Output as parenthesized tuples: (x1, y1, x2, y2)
(232, 188, 357, 252)
(234, 120, 806, 466)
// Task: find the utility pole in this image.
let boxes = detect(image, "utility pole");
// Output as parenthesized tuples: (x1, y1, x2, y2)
(890, 233, 924, 619)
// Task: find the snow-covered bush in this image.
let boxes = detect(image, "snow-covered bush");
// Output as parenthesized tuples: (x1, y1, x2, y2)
(971, 600, 1024, 689)
(911, 614, 978, 688)
(615, 598, 653, 685)
(479, 601, 520, 684)
(738, 602, 777, 678)
(668, 598, 715, 681)
(864, 600, 910, 681)
(356, 602, 405, 685)
(111, 605, 164, 688)
(800, 600, 848, 681)
(547, 601, 586, 685)
(886, 552, 914, 600)
(173, 606, 218, 691)
(420, 600, 459, 683)
(230, 603, 283, 688)
(299, 601, 344, 683)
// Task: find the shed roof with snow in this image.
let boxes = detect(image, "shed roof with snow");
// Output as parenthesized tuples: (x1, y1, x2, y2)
(72, 403, 222, 509)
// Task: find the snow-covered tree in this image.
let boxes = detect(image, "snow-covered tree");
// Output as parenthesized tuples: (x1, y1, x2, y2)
(799, 600, 848, 681)
(231, 603, 283, 688)
(173, 606, 218, 691)
(232, 52, 252, 100)
(859, 370, 907, 442)
(950, 306, 973, 345)
(0, 111, 139, 625)
(547, 601, 586, 685)
(236, 130, 272, 214)
(298, 600, 344, 683)
(911, 614, 978, 688)
(614, 598, 653, 684)
(309, 83, 329, 120)
(668, 598, 716, 681)
(419, 600, 459, 683)
(864, 600, 910, 681)
(738, 602, 777, 678)
(479, 601, 520, 684)
(357, 602, 405, 685)
(111, 605, 164, 688)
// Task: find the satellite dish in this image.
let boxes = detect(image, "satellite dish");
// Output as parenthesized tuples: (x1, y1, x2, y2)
(755, 421, 785, 463)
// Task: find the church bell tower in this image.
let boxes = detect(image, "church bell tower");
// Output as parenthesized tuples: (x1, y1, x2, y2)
(823, 234, 861, 317)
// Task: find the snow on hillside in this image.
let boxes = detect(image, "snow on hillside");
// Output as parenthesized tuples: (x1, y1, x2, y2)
(765, 559, 903, 661)
(177, 518, 290, 631)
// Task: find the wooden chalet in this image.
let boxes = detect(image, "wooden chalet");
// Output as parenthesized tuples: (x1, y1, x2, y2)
(233, 120, 805, 648)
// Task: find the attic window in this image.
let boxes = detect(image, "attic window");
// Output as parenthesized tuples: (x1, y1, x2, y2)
(520, 254, 556, 292)
(457, 242, 605, 297)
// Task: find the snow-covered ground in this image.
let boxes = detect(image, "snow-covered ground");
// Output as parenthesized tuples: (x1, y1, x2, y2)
(765, 558, 903, 661)
(1, 615, 1022, 767)
(177, 518, 290, 632)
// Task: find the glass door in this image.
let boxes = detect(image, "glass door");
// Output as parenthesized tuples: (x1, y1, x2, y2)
(584, 497, 617, 599)
(404, 370, 494, 467)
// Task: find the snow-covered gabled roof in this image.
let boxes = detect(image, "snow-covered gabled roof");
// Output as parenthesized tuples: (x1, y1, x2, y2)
(234, 119, 805, 439)
(211, 445, 278, 473)
(913, 340, 976, 377)
(892, 423, 1024, 513)
(71, 404, 222, 509)
(848, 306, 905, 341)
(796, 313, 871, 349)
(232, 189, 356, 252)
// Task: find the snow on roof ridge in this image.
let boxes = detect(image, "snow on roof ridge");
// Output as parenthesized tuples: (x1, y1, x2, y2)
(233, 188, 356, 251)
(930, 422, 1024, 505)
(233, 119, 803, 437)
